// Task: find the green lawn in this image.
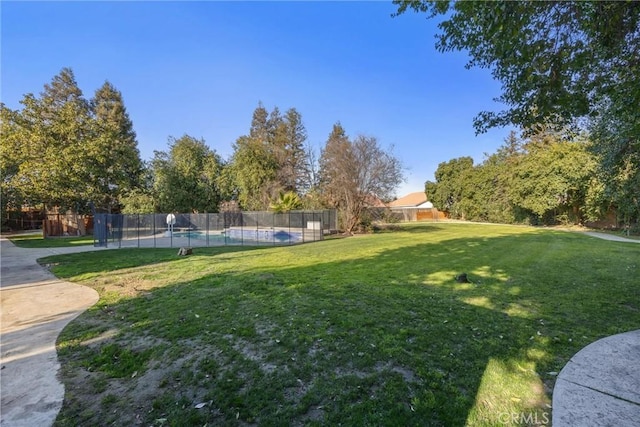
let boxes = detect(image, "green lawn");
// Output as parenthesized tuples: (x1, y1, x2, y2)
(9, 234, 94, 248)
(41, 223, 640, 426)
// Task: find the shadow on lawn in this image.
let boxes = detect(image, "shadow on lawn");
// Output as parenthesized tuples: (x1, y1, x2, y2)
(55, 230, 640, 426)
(40, 245, 269, 277)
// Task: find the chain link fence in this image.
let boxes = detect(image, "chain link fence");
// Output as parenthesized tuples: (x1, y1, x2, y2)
(93, 210, 337, 248)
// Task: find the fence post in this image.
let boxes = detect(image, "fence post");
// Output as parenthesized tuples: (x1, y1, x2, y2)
(288, 211, 291, 245)
(302, 211, 306, 243)
(118, 214, 122, 249)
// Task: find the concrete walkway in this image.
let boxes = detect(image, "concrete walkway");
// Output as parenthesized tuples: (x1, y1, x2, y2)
(0, 237, 106, 427)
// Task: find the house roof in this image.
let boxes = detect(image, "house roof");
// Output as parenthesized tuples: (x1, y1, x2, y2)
(388, 192, 428, 208)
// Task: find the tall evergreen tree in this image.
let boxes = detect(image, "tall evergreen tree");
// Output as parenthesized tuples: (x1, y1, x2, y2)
(319, 122, 352, 209)
(250, 101, 269, 142)
(90, 81, 143, 211)
(283, 108, 309, 193)
(229, 135, 278, 210)
(228, 103, 310, 209)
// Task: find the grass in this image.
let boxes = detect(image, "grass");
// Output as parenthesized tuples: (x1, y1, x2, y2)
(9, 233, 94, 248)
(40, 222, 640, 426)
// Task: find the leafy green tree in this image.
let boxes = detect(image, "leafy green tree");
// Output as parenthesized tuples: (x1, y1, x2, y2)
(424, 180, 437, 204)
(509, 138, 598, 224)
(8, 68, 92, 211)
(319, 123, 404, 233)
(428, 131, 600, 225)
(427, 154, 503, 222)
(455, 159, 511, 224)
(119, 189, 156, 214)
(152, 135, 224, 213)
(590, 101, 640, 231)
(229, 135, 278, 210)
(430, 157, 474, 219)
(0, 105, 25, 219)
(458, 131, 528, 224)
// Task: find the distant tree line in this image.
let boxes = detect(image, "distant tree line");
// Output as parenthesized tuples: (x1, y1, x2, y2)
(425, 128, 631, 228)
(1, 68, 404, 233)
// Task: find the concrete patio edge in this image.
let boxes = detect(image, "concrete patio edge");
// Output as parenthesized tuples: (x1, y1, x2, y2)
(552, 329, 640, 426)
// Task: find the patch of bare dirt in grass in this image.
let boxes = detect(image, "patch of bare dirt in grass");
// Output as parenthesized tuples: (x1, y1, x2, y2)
(61, 342, 216, 425)
(59, 329, 201, 423)
(254, 319, 278, 338)
(295, 404, 326, 426)
(227, 335, 280, 374)
(87, 270, 168, 299)
(334, 361, 420, 384)
(375, 362, 419, 383)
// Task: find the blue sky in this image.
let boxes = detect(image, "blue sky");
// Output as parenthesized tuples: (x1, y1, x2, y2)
(2, 1, 510, 197)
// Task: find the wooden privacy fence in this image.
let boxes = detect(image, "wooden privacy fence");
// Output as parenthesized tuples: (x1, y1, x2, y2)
(415, 208, 447, 221)
(393, 208, 445, 222)
(364, 207, 446, 222)
(43, 213, 93, 237)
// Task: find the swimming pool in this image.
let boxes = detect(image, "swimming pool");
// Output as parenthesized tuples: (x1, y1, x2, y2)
(170, 228, 303, 244)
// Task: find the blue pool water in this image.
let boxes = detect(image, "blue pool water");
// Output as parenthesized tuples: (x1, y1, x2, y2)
(226, 228, 302, 242)
(171, 229, 302, 244)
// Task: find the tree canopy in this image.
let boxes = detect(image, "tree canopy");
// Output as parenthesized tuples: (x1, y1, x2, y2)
(395, 0, 640, 227)
(394, 1, 640, 132)
(151, 135, 225, 213)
